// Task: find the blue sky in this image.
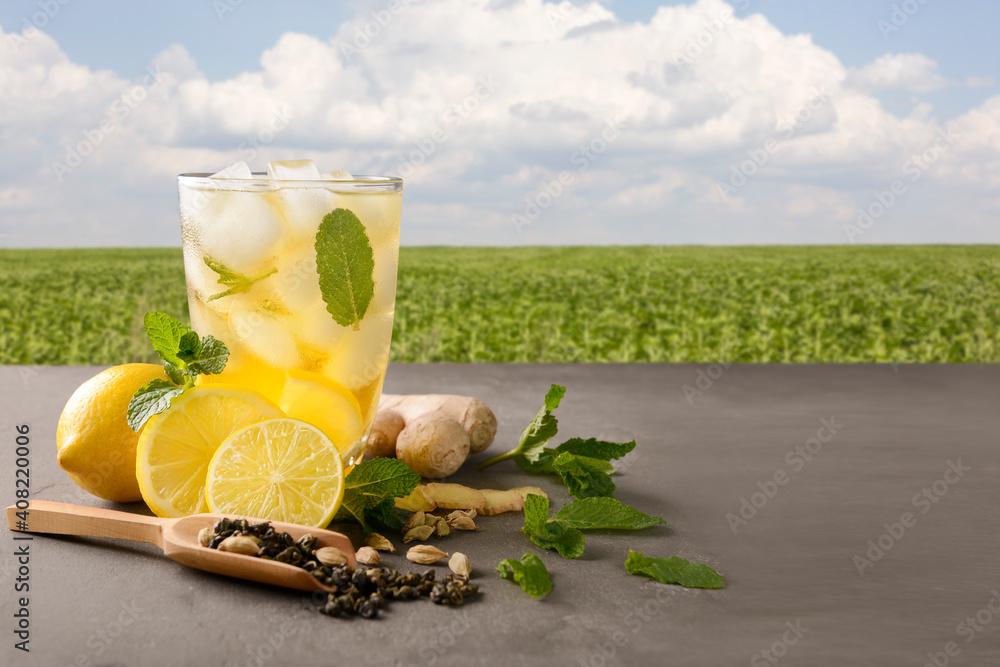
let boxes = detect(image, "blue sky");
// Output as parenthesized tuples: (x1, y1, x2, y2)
(1, 0, 998, 246)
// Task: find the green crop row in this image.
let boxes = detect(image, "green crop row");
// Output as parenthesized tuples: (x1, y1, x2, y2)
(1, 246, 997, 364)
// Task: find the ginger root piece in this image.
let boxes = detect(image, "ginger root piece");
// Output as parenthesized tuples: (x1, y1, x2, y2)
(481, 489, 527, 516)
(423, 483, 486, 511)
(367, 410, 404, 458)
(368, 394, 498, 459)
(396, 411, 471, 478)
(395, 487, 437, 512)
(394, 483, 547, 514)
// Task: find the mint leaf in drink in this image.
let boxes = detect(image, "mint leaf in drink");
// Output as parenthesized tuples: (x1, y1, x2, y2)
(333, 458, 420, 533)
(126, 379, 185, 432)
(479, 384, 566, 470)
(315, 208, 375, 329)
(204, 257, 277, 301)
(552, 452, 616, 498)
(143, 311, 188, 366)
(625, 550, 725, 589)
(522, 493, 586, 559)
(496, 553, 553, 599)
(552, 497, 665, 530)
(555, 438, 636, 461)
(127, 312, 231, 431)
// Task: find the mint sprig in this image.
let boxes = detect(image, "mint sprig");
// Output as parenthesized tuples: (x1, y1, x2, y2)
(204, 257, 277, 301)
(496, 552, 553, 599)
(480, 385, 635, 499)
(126, 312, 229, 432)
(478, 384, 566, 469)
(522, 494, 664, 559)
(332, 458, 421, 533)
(315, 208, 375, 329)
(625, 550, 725, 589)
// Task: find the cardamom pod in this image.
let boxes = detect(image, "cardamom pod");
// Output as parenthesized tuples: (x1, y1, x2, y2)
(406, 544, 449, 565)
(446, 508, 477, 521)
(402, 511, 427, 533)
(403, 524, 436, 543)
(431, 515, 450, 537)
(365, 532, 396, 553)
(314, 546, 349, 566)
(217, 535, 261, 556)
(449, 516, 478, 531)
(355, 546, 381, 566)
(198, 527, 215, 547)
(449, 552, 472, 577)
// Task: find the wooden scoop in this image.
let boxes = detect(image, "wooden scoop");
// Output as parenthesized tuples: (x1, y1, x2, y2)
(6, 500, 356, 592)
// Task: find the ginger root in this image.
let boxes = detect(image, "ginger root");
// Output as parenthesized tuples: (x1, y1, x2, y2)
(367, 394, 499, 478)
(394, 483, 547, 515)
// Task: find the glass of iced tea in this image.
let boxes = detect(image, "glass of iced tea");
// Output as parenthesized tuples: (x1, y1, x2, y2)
(177, 160, 402, 467)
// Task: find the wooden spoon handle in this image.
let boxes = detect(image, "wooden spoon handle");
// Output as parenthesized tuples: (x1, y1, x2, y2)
(7, 501, 168, 548)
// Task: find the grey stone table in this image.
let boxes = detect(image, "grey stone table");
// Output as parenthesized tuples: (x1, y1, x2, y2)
(1, 364, 999, 666)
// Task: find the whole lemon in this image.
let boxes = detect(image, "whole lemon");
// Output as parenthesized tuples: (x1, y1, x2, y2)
(57, 363, 168, 502)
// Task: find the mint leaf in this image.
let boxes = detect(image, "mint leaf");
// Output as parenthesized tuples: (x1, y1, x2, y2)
(128, 312, 231, 431)
(552, 452, 616, 498)
(127, 379, 185, 432)
(553, 497, 665, 530)
(522, 493, 550, 535)
(521, 493, 586, 559)
(625, 550, 725, 589)
(496, 553, 553, 599)
(177, 330, 201, 363)
(186, 335, 229, 375)
(531, 520, 586, 559)
(204, 257, 277, 301)
(479, 384, 566, 470)
(555, 438, 636, 461)
(162, 362, 186, 386)
(143, 312, 187, 366)
(334, 458, 420, 532)
(315, 208, 374, 329)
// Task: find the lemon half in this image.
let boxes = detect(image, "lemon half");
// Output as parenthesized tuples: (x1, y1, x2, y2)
(136, 386, 283, 518)
(205, 418, 345, 528)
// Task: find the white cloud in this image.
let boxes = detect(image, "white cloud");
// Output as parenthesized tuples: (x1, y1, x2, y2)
(844, 53, 949, 93)
(0, 0, 999, 247)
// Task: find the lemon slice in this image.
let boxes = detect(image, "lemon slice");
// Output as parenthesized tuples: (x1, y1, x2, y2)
(136, 386, 283, 518)
(205, 418, 345, 528)
(278, 370, 364, 453)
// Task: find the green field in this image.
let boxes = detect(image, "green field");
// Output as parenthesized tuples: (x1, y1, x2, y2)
(1, 246, 998, 364)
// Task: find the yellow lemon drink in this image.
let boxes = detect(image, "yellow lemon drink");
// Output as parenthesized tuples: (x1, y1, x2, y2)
(177, 160, 402, 468)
